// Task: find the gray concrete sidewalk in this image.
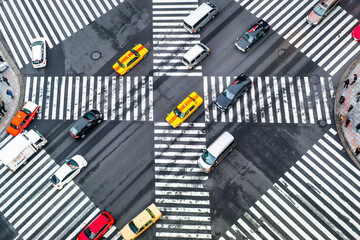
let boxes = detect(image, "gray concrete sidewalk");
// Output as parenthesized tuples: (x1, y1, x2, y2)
(335, 54, 360, 169)
(0, 41, 23, 140)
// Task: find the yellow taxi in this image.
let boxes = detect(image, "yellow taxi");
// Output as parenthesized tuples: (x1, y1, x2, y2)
(166, 91, 203, 128)
(112, 44, 148, 75)
(120, 203, 162, 240)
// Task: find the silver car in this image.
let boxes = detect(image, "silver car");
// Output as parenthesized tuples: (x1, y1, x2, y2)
(30, 37, 47, 68)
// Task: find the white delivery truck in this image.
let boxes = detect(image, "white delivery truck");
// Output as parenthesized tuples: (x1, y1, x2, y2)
(0, 129, 47, 172)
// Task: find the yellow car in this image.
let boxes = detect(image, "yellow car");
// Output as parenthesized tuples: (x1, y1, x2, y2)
(112, 44, 148, 75)
(120, 203, 162, 240)
(166, 91, 203, 128)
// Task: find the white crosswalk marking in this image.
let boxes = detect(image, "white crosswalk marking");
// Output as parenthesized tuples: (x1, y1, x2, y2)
(0, 0, 125, 68)
(154, 122, 212, 238)
(203, 76, 333, 123)
(219, 128, 360, 239)
(24, 76, 154, 121)
(0, 140, 122, 240)
(238, 0, 360, 76)
(152, 0, 202, 76)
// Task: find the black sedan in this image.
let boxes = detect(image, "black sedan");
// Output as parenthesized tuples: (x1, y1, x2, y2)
(235, 19, 270, 52)
(215, 74, 252, 111)
(69, 110, 103, 139)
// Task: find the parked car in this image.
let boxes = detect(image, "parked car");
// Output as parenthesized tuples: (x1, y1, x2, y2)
(166, 92, 203, 128)
(112, 44, 148, 75)
(50, 155, 87, 190)
(120, 203, 162, 240)
(30, 37, 47, 68)
(352, 21, 360, 42)
(235, 19, 270, 52)
(78, 212, 114, 240)
(215, 74, 252, 111)
(6, 101, 39, 136)
(0, 62, 9, 72)
(306, 0, 341, 26)
(69, 110, 103, 139)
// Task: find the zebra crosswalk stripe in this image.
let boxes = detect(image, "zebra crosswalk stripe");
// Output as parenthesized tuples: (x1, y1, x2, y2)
(25, 76, 154, 121)
(219, 128, 360, 240)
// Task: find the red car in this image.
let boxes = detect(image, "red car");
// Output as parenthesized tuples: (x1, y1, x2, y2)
(78, 212, 114, 240)
(352, 21, 360, 42)
(6, 101, 39, 136)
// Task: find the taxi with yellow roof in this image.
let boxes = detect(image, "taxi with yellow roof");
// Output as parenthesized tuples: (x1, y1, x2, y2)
(120, 203, 162, 240)
(112, 44, 148, 75)
(166, 91, 203, 128)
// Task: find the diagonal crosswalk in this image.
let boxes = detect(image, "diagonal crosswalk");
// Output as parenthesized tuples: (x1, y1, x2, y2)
(235, 0, 360, 76)
(153, 0, 202, 77)
(0, 0, 124, 68)
(154, 122, 212, 239)
(24, 76, 154, 121)
(203, 76, 334, 124)
(219, 128, 360, 240)
(0, 136, 121, 240)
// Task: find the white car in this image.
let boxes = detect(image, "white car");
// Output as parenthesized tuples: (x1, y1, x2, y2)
(50, 155, 87, 190)
(30, 37, 47, 68)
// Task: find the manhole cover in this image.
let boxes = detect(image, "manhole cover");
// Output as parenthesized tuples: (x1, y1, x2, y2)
(204, 179, 214, 190)
(310, 75, 320, 84)
(318, 120, 327, 127)
(91, 51, 101, 60)
(278, 49, 288, 58)
(214, 227, 221, 234)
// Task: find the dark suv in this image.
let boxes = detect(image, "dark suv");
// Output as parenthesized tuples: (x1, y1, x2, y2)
(69, 110, 103, 139)
(215, 74, 252, 111)
(235, 19, 270, 52)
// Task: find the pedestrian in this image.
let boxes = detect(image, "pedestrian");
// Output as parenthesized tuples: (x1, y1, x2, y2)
(348, 105, 353, 113)
(345, 117, 351, 127)
(0, 55, 3, 62)
(2, 76, 10, 86)
(351, 74, 358, 85)
(0, 98, 5, 116)
(357, 92, 360, 102)
(355, 147, 360, 156)
(6, 89, 13, 99)
(356, 123, 360, 134)
(339, 96, 345, 104)
(344, 78, 350, 88)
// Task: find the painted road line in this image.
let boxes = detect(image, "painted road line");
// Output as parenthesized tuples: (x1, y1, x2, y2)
(258, 77, 266, 123)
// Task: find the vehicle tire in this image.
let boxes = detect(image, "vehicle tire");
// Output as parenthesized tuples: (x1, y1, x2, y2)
(127, 69, 130, 73)
(246, 47, 250, 52)
(263, 32, 266, 37)
(208, 51, 210, 56)
(197, 27, 201, 33)
(81, 133, 85, 139)
(97, 118, 102, 124)
(143, 54, 147, 58)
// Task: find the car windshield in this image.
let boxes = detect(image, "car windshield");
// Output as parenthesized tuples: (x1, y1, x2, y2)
(146, 208, 155, 218)
(21, 108, 32, 114)
(129, 221, 139, 234)
(9, 123, 19, 130)
(32, 41, 42, 46)
(66, 159, 79, 170)
(83, 112, 95, 121)
(69, 126, 80, 136)
(117, 60, 125, 68)
(243, 33, 254, 43)
(223, 89, 235, 100)
(32, 59, 43, 64)
(201, 150, 216, 165)
(313, 5, 326, 16)
(173, 108, 184, 119)
(130, 49, 140, 57)
(50, 174, 60, 185)
(84, 227, 95, 240)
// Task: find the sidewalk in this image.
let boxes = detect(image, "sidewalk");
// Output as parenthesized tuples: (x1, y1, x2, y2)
(0, 41, 23, 140)
(335, 54, 360, 169)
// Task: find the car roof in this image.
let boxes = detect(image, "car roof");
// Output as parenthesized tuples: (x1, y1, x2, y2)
(119, 44, 146, 65)
(11, 111, 27, 126)
(54, 163, 72, 181)
(184, 2, 213, 26)
(176, 92, 201, 113)
(207, 131, 234, 158)
(72, 117, 89, 130)
(183, 43, 208, 61)
(89, 213, 108, 233)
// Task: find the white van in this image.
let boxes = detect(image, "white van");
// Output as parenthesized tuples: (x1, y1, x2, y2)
(182, 43, 210, 69)
(184, 2, 218, 34)
(198, 131, 236, 173)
